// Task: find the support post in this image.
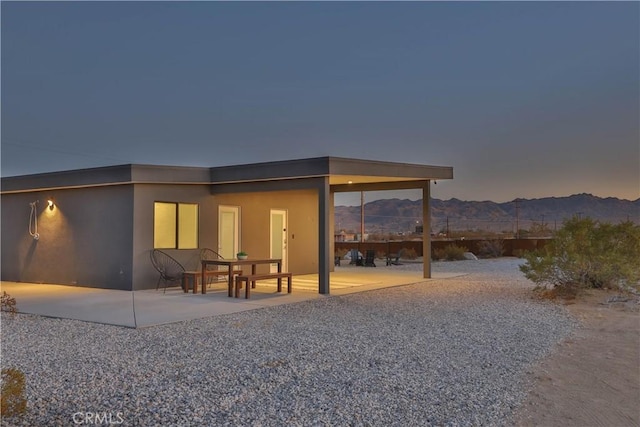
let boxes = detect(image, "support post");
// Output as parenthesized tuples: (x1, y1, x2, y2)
(422, 181, 431, 279)
(318, 177, 331, 294)
(360, 191, 365, 242)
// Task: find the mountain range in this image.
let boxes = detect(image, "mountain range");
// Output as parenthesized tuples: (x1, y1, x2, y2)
(335, 193, 640, 235)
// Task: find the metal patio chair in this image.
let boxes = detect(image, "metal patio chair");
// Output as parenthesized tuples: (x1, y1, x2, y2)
(200, 248, 243, 289)
(150, 249, 186, 293)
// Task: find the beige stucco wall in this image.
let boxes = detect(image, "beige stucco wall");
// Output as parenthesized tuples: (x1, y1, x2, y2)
(214, 190, 319, 275)
(132, 185, 320, 289)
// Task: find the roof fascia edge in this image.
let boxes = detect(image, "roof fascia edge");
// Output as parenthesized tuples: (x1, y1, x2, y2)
(329, 157, 453, 179)
(0, 181, 215, 195)
(210, 157, 330, 183)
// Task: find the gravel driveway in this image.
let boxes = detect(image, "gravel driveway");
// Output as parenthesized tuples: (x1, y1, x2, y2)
(1, 258, 575, 426)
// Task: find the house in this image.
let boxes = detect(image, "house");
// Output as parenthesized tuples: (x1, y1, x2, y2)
(334, 231, 358, 242)
(1, 157, 453, 294)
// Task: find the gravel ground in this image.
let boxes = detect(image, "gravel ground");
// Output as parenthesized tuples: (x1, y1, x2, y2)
(1, 258, 576, 426)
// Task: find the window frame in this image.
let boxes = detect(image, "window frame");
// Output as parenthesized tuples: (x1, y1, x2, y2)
(153, 201, 199, 250)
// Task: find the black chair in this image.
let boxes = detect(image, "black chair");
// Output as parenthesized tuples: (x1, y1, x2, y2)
(363, 250, 376, 267)
(386, 253, 402, 266)
(200, 248, 224, 287)
(200, 248, 243, 288)
(150, 249, 186, 293)
(349, 249, 363, 266)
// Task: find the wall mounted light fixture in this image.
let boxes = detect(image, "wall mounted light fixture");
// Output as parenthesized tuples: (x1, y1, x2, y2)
(47, 199, 55, 210)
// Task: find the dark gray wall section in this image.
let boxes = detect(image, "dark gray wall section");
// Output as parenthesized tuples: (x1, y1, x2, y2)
(132, 184, 217, 290)
(1, 186, 134, 289)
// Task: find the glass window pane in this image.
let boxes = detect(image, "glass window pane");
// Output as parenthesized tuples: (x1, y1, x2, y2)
(178, 203, 198, 249)
(154, 202, 176, 248)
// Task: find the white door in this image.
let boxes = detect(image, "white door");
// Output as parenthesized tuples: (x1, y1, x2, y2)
(218, 206, 239, 259)
(270, 209, 287, 272)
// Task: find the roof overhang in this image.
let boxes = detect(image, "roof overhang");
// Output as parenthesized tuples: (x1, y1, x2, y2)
(1, 157, 453, 194)
(210, 157, 453, 193)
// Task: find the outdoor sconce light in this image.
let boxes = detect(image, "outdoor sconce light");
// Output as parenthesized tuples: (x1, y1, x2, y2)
(47, 199, 55, 210)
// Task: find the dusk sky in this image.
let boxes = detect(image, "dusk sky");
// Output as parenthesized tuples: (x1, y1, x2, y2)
(2, 2, 638, 205)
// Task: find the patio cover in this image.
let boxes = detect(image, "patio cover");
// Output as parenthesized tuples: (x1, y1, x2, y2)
(209, 157, 454, 294)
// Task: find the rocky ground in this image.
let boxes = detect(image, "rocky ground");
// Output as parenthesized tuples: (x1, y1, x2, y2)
(1, 258, 637, 426)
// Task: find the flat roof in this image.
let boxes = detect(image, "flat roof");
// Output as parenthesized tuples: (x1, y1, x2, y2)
(0, 157, 453, 194)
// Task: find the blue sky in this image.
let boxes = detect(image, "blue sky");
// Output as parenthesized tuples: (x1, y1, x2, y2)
(2, 2, 638, 205)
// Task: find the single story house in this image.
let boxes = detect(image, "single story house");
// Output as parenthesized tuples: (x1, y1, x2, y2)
(1, 157, 453, 294)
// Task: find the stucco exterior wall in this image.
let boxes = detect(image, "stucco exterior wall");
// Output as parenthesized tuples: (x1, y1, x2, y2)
(1, 186, 134, 289)
(214, 190, 319, 275)
(132, 184, 217, 290)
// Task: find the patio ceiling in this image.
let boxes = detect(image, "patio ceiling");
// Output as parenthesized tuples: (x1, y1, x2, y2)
(210, 156, 453, 187)
(329, 174, 429, 185)
(328, 174, 438, 192)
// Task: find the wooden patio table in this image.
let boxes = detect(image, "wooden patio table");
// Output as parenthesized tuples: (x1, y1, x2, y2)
(201, 258, 282, 297)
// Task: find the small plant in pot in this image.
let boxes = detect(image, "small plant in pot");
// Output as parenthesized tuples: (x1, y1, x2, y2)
(237, 251, 248, 260)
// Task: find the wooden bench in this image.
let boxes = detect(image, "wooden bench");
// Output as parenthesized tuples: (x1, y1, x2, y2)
(234, 272, 292, 299)
(182, 269, 243, 293)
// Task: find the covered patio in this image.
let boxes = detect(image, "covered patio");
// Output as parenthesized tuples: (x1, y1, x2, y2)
(211, 156, 454, 294)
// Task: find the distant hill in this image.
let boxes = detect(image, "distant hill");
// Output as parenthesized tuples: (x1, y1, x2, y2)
(335, 193, 640, 235)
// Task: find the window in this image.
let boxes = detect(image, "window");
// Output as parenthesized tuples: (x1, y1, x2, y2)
(154, 202, 199, 249)
(178, 203, 198, 249)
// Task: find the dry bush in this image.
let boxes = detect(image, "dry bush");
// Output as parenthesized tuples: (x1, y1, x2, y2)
(477, 239, 504, 258)
(521, 218, 640, 292)
(431, 248, 446, 261)
(446, 244, 468, 261)
(1, 292, 17, 314)
(432, 244, 467, 261)
(399, 248, 418, 260)
(1, 293, 26, 418)
(1, 368, 27, 417)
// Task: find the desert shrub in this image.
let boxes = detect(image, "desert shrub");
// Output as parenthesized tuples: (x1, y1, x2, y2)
(477, 239, 504, 258)
(433, 244, 467, 261)
(1, 368, 26, 417)
(432, 248, 445, 261)
(520, 218, 640, 293)
(444, 244, 468, 261)
(399, 248, 418, 260)
(1, 292, 16, 314)
(1, 293, 26, 418)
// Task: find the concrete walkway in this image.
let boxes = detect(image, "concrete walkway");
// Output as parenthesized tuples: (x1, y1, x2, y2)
(1, 267, 462, 328)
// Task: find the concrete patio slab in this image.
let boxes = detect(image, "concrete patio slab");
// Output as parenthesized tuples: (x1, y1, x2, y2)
(1, 268, 465, 328)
